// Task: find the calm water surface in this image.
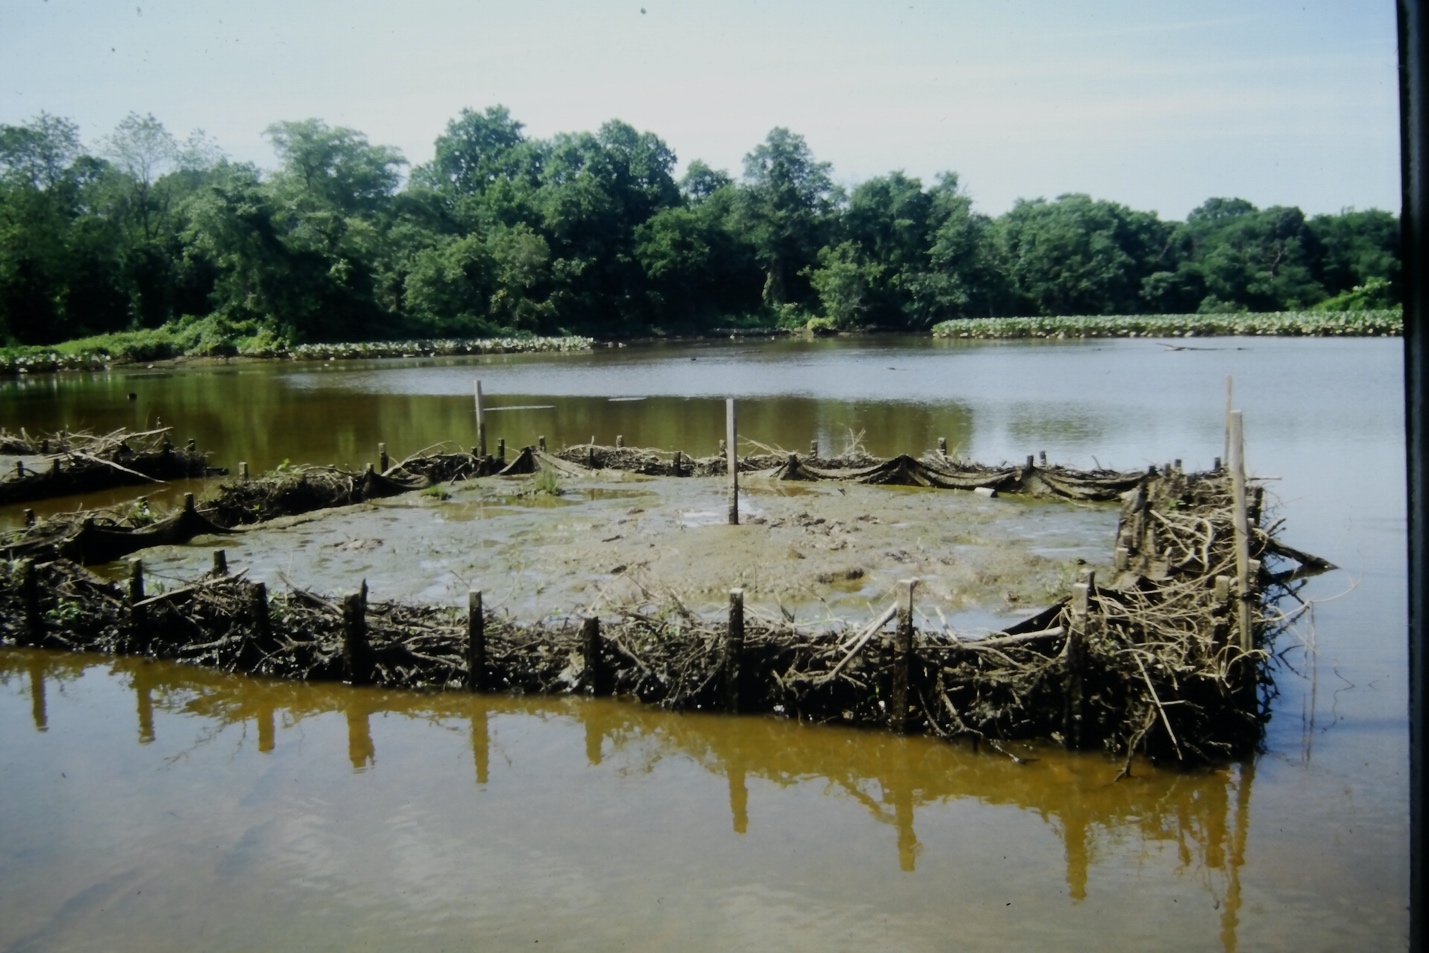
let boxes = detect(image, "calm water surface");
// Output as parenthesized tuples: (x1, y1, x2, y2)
(0, 336, 1410, 950)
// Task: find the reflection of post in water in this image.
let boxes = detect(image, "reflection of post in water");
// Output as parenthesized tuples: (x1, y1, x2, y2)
(471, 708, 489, 785)
(257, 702, 275, 754)
(891, 780, 920, 872)
(134, 660, 156, 744)
(584, 712, 603, 766)
(727, 754, 748, 835)
(346, 700, 375, 770)
(28, 654, 47, 731)
(1220, 760, 1254, 953)
(1062, 794, 1090, 902)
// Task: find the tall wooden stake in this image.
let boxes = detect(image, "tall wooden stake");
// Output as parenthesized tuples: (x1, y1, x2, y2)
(1228, 411, 1253, 654)
(726, 397, 739, 525)
(473, 380, 487, 458)
(343, 589, 373, 685)
(581, 616, 603, 694)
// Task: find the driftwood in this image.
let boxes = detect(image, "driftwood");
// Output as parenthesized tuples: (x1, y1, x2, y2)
(0, 427, 225, 506)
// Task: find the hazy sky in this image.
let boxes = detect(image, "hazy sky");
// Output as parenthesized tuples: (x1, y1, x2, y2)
(0, 0, 1401, 221)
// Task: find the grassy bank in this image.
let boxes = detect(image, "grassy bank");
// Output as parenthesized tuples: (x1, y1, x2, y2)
(1, 319, 594, 376)
(931, 309, 1402, 339)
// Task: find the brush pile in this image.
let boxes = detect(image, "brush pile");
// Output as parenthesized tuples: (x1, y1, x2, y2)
(0, 462, 1331, 765)
(0, 427, 223, 505)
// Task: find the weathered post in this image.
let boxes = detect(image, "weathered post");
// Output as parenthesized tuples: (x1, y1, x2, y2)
(342, 590, 373, 685)
(183, 492, 195, 514)
(726, 398, 739, 525)
(128, 559, 147, 652)
(672, 450, 683, 475)
(467, 590, 485, 692)
(249, 582, 271, 648)
(726, 588, 745, 713)
(239, 461, 250, 481)
(14, 460, 23, 479)
(211, 549, 228, 575)
(186, 438, 196, 452)
(21, 559, 41, 645)
(1228, 411, 1253, 653)
(497, 439, 506, 464)
(473, 380, 487, 458)
(538, 435, 547, 452)
(1026, 454, 1035, 471)
(810, 438, 819, 458)
(1064, 569, 1093, 748)
(937, 437, 948, 459)
(1224, 375, 1234, 468)
(23, 508, 35, 527)
(1040, 450, 1048, 467)
(615, 435, 624, 448)
(891, 579, 917, 733)
(378, 443, 389, 472)
(581, 616, 604, 694)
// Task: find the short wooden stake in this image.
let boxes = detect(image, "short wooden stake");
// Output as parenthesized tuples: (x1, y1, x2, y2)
(672, 450, 683, 474)
(378, 443, 389, 472)
(581, 616, 604, 694)
(183, 492, 195, 514)
(810, 439, 819, 457)
(1114, 546, 1129, 572)
(466, 590, 486, 692)
(187, 438, 196, 452)
(129, 559, 147, 652)
(14, 460, 23, 478)
(497, 438, 506, 463)
(726, 398, 739, 525)
(538, 435, 547, 452)
(726, 588, 745, 713)
(615, 434, 624, 448)
(473, 380, 487, 458)
(21, 559, 41, 644)
(249, 582, 271, 647)
(1039, 450, 1048, 467)
(937, 437, 947, 458)
(239, 461, 249, 480)
(342, 590, 373, 685)
(23, 508, 35, 527)
(1025, 454, 1035, 471)
(891, 579, 916, 733)
(1065, 569, 1093, 748)
(212, 549, 228, 575)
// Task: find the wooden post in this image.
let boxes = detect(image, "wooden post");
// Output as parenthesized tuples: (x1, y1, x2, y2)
(378, 443, 389, 472)
(1065, 569, 1093, 748)
(810, 439, 819, 458)
(23, 508, 35, 527)
(239, 461, 249, 480)
(129, 559, 147, 652)
(466, 590, 486, 692)
(1228, 411, 1253, 654)
(937, 437, 948, 459)
(21, 559, 41, 645)
(1214, 456, 1222, 472)
(212, 549, 228, 575)
(342, 590, 373, 685)
(891, 579, 916, 733)
(183, 492, 195, 514)
(726, 398, 739, 525)
(672, 450, 683, 475)
(1039, 450, 1048, 467)
(473, 380, 487, 458)
(497, 438, 506, 463)
(615, 435, 624, 448)
(249, 582, 271, 648)
(581, 616, 603, 694)
(538, 435, 547, 452)
(1025, 454, 1035, 471)
(14, 460, 23, 478)
(186, 438, 196, 452)
(726, 588, 745, 713)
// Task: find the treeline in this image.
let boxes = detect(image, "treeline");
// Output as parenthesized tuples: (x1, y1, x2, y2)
(0, 107, 1402, 347)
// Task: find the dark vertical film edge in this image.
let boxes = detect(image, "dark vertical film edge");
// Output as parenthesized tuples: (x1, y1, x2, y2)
(1398, 2, 1426, 949)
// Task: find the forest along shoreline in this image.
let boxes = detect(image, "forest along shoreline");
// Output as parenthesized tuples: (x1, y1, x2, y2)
(0, 427, 1333, 770)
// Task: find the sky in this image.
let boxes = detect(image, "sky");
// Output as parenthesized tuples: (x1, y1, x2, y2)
(0, 0, 1402, 221)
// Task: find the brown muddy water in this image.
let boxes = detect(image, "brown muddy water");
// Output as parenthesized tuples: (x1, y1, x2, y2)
(0, 336, 1411, 950)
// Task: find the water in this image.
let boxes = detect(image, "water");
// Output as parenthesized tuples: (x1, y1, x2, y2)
(0, 335, 1410, 950)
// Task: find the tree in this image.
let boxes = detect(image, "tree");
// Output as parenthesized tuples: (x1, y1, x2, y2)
(735, 128, 837, 309)
(1179, 198, 1325, 311)
(419, 105, 526, 197)
(264, 119, 406, 216)
(0, 113, 81, 190)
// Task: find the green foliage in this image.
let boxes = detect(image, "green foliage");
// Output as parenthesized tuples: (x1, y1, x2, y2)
(0, 107, 1406, 352)
(931, 310, 1402, 339)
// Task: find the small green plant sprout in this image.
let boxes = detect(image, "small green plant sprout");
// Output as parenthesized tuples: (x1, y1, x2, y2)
(421, 485, 452, 501)
(532, 469, 563, 496)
